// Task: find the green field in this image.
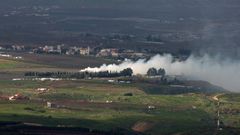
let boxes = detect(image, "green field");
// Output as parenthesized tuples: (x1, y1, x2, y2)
(0, 57, 49, 70)
(0, 59, 20, 69)
(0, 79, 223, 135)
(0, 55, 239, 135)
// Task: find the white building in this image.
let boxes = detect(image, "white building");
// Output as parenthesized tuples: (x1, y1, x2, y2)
(80, 47, 90, 55)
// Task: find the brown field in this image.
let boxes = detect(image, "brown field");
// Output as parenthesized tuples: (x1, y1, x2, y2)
(9, 52, 114, 69)
(0, 53, 115, 80)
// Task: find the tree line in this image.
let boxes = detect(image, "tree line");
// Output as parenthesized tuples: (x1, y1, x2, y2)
(24, 67, 166, 78)
(24, 68, 133, 79)
(147, 67, 166, 76)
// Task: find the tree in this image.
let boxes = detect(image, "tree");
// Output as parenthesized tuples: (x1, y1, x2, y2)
(158, 68, 166, 76)
(147, 67, 158, 76)
(120, 68, 133, 76)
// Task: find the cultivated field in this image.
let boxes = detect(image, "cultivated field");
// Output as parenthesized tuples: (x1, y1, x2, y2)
(0, 79, 217, 135)
(0, 53, 113, 79)
(0, 54, 239, 135)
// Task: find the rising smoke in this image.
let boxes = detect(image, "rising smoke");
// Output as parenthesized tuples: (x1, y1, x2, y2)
(81, 54, 240, 92)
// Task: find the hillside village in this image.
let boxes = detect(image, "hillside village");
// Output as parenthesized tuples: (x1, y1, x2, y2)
(0, 44, 149, 60)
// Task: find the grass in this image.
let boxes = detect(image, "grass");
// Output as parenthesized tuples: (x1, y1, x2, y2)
(217, 93, 240, 128)
(14, 53, 114, 69)
(0, 57, 50, 70)
(220, 93, 240, 102)
(0, 53, 116, 80)
(0, 100, 215, 134)
(0, 71, 238, 135)
(0, 79, 222, 135)
(0, 59, 19, 69)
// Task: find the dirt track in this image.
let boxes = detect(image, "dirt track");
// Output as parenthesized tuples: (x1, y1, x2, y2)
(212, 93, 225, 101)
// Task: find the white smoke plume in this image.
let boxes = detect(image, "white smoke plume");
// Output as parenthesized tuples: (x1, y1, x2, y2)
(81, 54, 240, 92)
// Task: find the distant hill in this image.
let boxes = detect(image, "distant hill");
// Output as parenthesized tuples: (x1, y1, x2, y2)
(0, 0, 239, 58)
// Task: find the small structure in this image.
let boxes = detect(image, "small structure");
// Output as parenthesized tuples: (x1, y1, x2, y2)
(148, 105, 156, 110)
(12, 78, 24, 81)
(118, 81, 126, 83)
(9, 93, 29, 101)
(118, 80, 131, 84)
(80, 47, 90, 56)
(108, 80, 115, 83)
(97, 48, 119, 57)
(14, 56, 23, 59)
(46, 102, 58, 108)
(106, 100, 113, 103)
(126, 81, 131, 84)
(47, 102, 52, 108)
(36, 88, 49, 93)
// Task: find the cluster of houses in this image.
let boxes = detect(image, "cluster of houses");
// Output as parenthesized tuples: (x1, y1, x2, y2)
(34, 45, 91, 56)
(3, 5, 59, 17)
(0, 45, 25, 51)
(0, 44, 148, 59)
(66, 46, 91, 56)
(12, 45, 25, 51)
(96, 48, 146, 59)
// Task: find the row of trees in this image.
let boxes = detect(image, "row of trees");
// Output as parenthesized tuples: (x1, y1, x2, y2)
(25, 67, 166, 78)
(24, 68, 133, 79)
(147, 67, 166, 76)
